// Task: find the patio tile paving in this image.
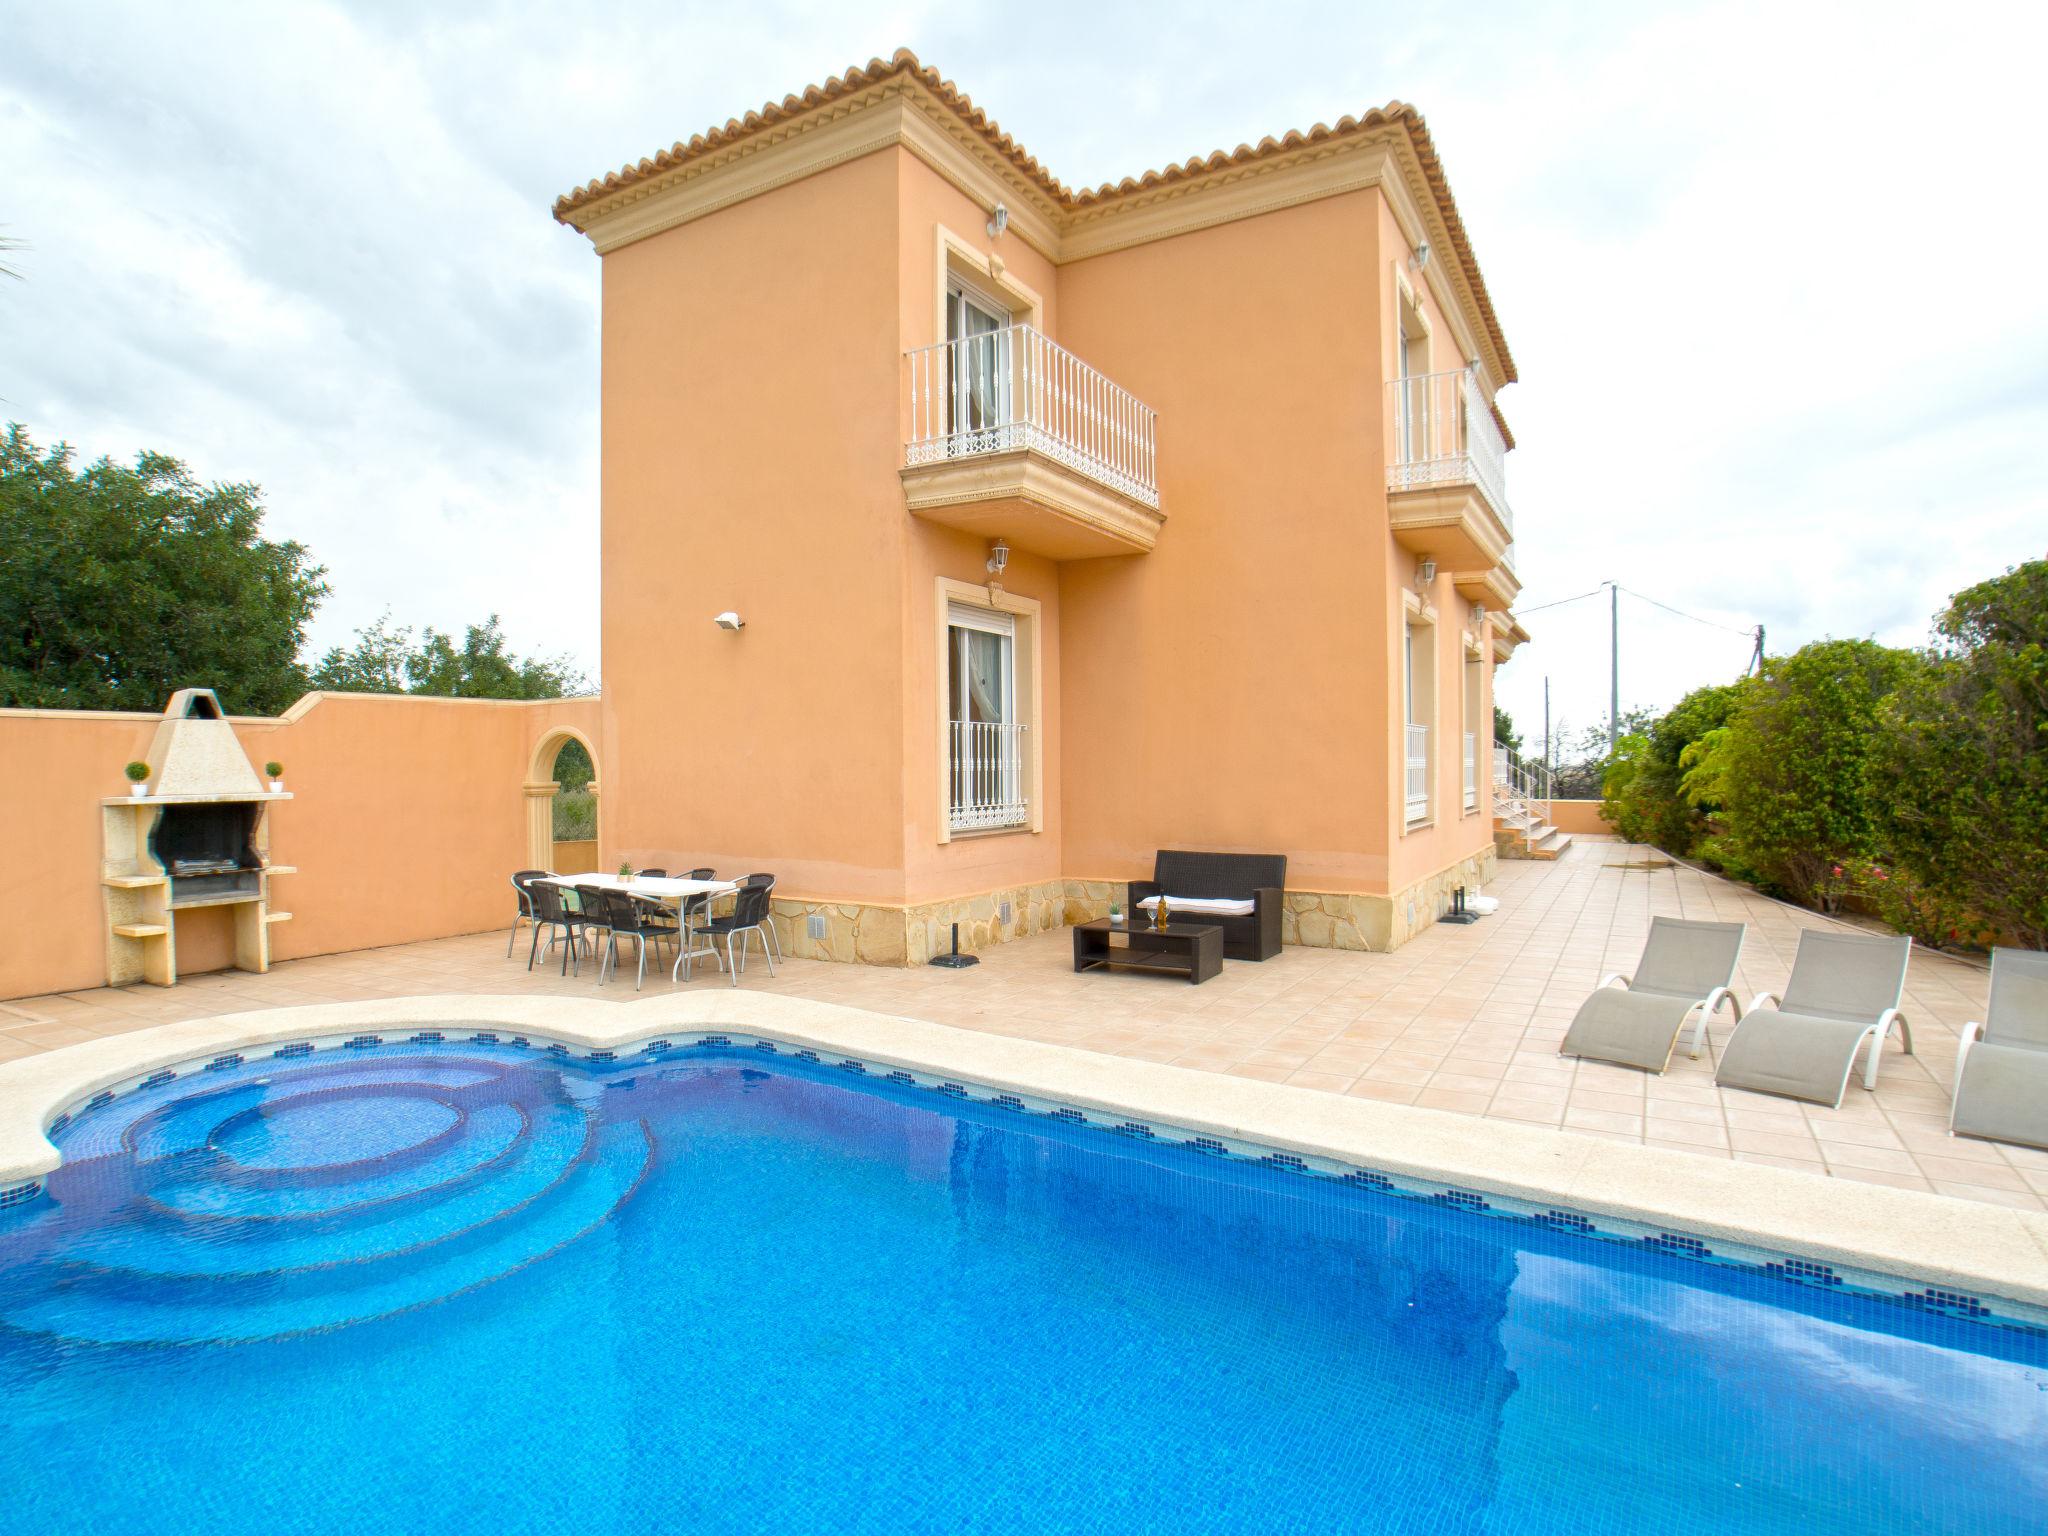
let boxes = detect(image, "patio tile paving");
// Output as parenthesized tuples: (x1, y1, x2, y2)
(5, 838, 2036, 1211)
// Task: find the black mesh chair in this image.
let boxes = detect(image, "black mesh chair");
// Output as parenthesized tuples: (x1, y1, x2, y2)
(569, 884, 616, 980)
(599, 889, 669, 991)
(678, 868, 719, 943)
(627, 870, 679, 954)
(527, 881, 596, 976)
(507, 869, 549, 958)
(744, 872, 783, 960)
(700, 875, 776, 987)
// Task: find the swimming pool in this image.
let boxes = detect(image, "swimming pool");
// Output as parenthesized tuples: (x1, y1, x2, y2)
(2, 1037, 2043, 1534)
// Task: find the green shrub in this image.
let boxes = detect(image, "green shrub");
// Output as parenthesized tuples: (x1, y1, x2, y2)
(1874, 560, 2048, 948)
(1715, 639, 1920, 906)
(552, 789, 596, 841)
(1597, 683, 1747, 855)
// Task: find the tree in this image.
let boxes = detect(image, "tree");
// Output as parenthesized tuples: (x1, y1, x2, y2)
(311, 612, 588, 700)
(1599, 681, 1750, 853)
(1716, 638, 1920, 907)
(1875, 560, 2048, 947)
(1492, 704, 1521, 753)
(0, 424, 327, 714)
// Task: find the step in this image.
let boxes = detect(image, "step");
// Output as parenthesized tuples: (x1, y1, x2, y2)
(1527, 830, 1574, 861)
(65, 1099, 589, 1278)
(0, 1118, 653, 1346)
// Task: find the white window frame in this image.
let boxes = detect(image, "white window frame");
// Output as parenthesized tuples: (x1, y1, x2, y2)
(934, 580, 1041, 843)
(1403, 594, 1437, 829)
(947, 601, 1016, 727)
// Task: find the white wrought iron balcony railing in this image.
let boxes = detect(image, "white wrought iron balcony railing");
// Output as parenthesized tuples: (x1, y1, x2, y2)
(1405, 722, 1430, 822)
(949, 720, 1028, 834)
(1492, 739, 1554, 820)
(1387, 365, 1512, 539)
(906, 325, 1159, 508)
(1463, 731, 1478, 812)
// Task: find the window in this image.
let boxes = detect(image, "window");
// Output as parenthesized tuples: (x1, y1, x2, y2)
(947, 602, 1026, 832)
(946, 280, 1010, 440)
(1462, 645, 1483, 814)
(1404, 610, 1436, 825)
(1394, 286, 1430, 466)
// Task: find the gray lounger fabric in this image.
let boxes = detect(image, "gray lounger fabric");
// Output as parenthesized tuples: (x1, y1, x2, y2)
(1951, 948, 2048, 1149)
(1559, 917, 1745, 1073)
(1714, 930, 1912, 1107)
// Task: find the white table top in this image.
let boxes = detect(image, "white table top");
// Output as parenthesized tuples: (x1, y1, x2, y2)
(536, 873, 738, 901)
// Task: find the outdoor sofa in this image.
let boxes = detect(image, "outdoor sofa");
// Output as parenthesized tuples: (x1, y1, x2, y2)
(1126, 850, 1286, 962)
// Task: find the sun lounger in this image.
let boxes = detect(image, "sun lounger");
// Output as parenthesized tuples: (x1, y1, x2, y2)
(1950, 947, 2048, 1150)
(1714, 930, 1913, 1107)
(1558, 916, 1746, 1073)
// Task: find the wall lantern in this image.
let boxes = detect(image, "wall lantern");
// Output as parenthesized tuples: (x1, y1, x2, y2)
(1417, 559, 1437, 588)
(986, 202, 1009, 240)
(986, 540, 1010, 578)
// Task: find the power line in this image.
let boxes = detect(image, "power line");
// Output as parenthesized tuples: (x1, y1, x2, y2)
(1616, 584, 1759, 639)
(1515, 586, 1606, 616)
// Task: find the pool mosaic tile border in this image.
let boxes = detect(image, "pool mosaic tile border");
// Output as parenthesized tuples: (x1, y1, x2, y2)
(19, 1025, 2048, 1339)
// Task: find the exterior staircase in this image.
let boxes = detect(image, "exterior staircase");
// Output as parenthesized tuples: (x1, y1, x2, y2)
(1491, 741, 1573, 861)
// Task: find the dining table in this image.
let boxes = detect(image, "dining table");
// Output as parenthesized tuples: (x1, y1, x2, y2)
(535, 872, 740, 983)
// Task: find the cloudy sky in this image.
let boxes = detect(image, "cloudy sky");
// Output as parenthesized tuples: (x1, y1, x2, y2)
(4, 1, 2043, 743)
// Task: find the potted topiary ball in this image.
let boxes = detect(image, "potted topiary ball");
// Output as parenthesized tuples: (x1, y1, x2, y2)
(265, 761, 285, 792)
(124, 760, 152, 797)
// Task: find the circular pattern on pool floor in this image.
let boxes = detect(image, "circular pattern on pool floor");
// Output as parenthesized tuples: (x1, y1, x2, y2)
(215, 1093, 462, 1172)
(0, 1050, 652, 1347)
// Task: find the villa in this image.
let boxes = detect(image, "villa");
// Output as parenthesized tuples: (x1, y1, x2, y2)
(555, 48, 1529, 966)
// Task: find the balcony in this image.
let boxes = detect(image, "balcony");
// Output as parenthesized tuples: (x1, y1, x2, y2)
(949, 720, 1028, 834)
(1405, 722, 1430, 823)
(1387, 366, 1515, 575)
(903, 325, 1163, 560)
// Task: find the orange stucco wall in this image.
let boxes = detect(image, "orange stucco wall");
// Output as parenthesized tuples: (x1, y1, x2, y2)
(1547, 799, 1613, 836)
(595, 150, 915, 904)
(0, 693, 599, 1001)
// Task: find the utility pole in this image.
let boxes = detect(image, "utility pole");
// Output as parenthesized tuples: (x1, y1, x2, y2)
(1747, 624, 1766, 677)
(1608, 581, 1620, 754)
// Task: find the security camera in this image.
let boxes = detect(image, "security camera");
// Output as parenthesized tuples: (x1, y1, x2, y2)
(713, 611, 744, 631)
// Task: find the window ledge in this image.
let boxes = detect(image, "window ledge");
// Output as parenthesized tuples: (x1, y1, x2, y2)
(946, 821, 1037, 842)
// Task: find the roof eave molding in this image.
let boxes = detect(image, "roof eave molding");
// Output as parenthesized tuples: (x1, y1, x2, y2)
(558, 68, 1514, 389)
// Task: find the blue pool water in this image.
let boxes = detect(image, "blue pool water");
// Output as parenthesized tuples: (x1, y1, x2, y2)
(1, 1044, 2043, 1534)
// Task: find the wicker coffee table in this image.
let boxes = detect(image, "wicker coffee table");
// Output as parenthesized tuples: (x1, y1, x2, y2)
(1071, 917, 1224, 985)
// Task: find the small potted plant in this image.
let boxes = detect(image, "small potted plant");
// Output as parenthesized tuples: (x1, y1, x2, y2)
(618, 860, 634, 885)
(265, 761, 285, 792)
(124, 760, 152, 797)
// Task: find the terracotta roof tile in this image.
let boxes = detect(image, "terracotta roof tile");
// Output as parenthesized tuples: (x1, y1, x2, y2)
(554, 49, 1515, 382)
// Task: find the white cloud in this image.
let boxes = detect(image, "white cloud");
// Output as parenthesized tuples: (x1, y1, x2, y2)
(3, 0, 2042, 717)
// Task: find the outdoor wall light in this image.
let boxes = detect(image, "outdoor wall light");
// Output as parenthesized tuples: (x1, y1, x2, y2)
(986, 539, 1009, 578)
(1410, 241, 1432, 273)
(713, 611, 744, 631)
(986, 202, 1009, 240)
(1418, 559, 1437, 587)
(1473, 603, 1488, 624)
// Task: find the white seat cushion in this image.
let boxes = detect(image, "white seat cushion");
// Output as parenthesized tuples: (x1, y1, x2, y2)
(1137, 895, 1255, 917)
